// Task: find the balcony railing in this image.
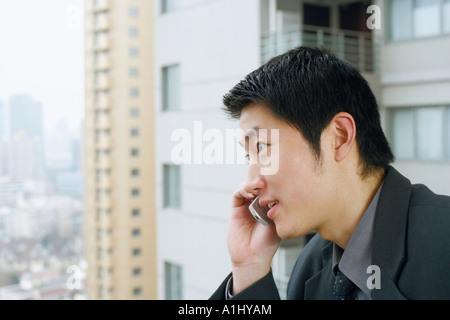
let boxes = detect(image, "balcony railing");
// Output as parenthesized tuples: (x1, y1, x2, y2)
(261, 24, 380, 73)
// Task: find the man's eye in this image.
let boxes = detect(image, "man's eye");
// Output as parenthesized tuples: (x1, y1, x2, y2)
(257, 142, 267, 152)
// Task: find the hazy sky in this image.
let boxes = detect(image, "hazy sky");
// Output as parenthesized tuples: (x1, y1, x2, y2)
(0, 0, 84, 135)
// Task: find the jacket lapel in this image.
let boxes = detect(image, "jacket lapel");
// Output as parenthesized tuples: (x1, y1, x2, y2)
(304, 242, 335, 300)
(371, 166, 411, 300)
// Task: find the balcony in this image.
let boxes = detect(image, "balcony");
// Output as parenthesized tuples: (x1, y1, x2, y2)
(96, 54, 111, 70)
(91, 0, 111, 12)
(261, 24, 380, 73)
(95, 34, 111, 51)
(95, 74, 111, 90)
(94, 13, 111, 31)
(96, 94, 110, 109)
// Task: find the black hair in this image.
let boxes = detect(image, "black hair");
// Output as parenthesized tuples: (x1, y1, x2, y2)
(223, 46, 394, 177)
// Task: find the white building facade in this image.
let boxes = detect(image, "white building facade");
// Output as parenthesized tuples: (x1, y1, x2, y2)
(155, 0, 450, 299)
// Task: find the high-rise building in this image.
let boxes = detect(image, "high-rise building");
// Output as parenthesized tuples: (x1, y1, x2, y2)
(84, 0, 157, 299)
(9, 94, 43, 139)
(154, 0, 450, 299)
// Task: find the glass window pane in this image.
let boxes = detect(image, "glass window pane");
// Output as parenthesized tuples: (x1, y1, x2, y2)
(444, 0, 450, 33)
(163, 164, 181, 208)
(164, 262, 182, 300)
(446, 107, 450, 159)
(392, 109, 415, 160)
(162, 65, 180, 111)
(413, 0, 440, 38)
(390, 0, 412, 41)
(161, 0, 180, 14)
(417, 107, 444, 160)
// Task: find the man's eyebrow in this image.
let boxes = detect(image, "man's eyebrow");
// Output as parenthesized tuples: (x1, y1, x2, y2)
(238, 126, 261, 147)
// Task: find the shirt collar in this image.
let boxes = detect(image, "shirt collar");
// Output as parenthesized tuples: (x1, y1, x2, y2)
(332, 183, 383, 297)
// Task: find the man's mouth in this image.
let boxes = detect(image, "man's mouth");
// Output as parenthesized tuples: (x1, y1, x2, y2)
(268, 201, 279, 209)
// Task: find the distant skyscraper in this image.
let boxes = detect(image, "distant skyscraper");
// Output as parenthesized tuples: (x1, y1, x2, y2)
(9, 94, 43, 139)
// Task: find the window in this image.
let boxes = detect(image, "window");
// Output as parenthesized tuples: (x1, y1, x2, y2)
(131, 128, 139, 136)
(129, 7, 138, 17)
(161, 0, 180, 14)
(130, 47, 139, 57)
(133, 267, 142, 276)
(445, 0, 450, 33)
(131, 148, 139, 157)
(131, 188, 140, 197)
(129, 27, 138, 37)
(447, 108, 450, 159)
(162, 64, 180, 111)
(130, 108, 139, 116)
(390, 0, 450, 40)
(165, 262, 182, 300)
(413, 0, 440, 38)
(131, 168, 139, 176)
(132, 248, 141, 256)
(132, 228, 140, 237)
(163, 164, 181, 208)
(389, 106, 450, 161)
(416, 107, 444, 160)
(390, 0, 412, 41)
(130, 88, 139, 97)
(392, 108, 415, 160)
(130, 68, 138, 77)
(133, 287, 142, 296)
(132, 208, 140, 217)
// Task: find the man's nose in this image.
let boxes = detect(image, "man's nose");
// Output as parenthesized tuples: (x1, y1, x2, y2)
(244, 163, 266, 195)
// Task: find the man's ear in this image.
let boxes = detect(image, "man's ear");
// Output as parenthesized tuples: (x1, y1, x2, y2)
(330, 112, 356, 162)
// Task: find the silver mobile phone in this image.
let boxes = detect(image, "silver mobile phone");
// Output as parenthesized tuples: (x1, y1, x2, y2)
(249, 196, 272, 226)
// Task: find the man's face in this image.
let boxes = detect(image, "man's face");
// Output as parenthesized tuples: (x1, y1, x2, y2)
(240, 104, 339, 239)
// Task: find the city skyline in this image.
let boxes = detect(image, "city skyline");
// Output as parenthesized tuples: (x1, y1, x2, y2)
(0, 0, 85, 134)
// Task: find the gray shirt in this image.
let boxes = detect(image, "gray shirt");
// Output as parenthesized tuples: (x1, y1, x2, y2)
(332, 184, 383, 300)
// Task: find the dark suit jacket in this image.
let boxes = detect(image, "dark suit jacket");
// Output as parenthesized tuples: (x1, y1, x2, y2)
(210, 167, 450, 300)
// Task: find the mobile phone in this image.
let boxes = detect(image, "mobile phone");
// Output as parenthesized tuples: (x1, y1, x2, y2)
(249, 196, 272, 226)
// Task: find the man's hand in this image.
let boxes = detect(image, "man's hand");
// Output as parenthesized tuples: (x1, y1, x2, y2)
(227, 184, 281, 295)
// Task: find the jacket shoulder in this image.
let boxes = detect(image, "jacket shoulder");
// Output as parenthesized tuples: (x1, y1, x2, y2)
(398, 184, 450, 299)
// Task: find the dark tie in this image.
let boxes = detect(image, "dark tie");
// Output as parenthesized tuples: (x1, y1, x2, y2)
(333, 268, 356, 300)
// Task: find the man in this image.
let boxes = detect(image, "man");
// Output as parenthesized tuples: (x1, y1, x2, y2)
(210, 47, 450, 300)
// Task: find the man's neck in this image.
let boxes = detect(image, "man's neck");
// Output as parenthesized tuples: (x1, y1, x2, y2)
(323, 169, 385, 249)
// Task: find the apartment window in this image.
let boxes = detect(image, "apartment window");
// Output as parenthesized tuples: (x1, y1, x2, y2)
(130, 88, 139, 97)
(162, 64, 180, 111)
(129, 7, 138, 17)
(131, 168, 139, 176)
(132, 208, 140, 217)
(130, 47, 139, 57)
(129, 67, 138, 77)
(130, 107, 139, 116)
(161, 0, 180, 14)
(131, 128, 139, 136)
(132, 228, 141, 237)
(133, 267, 142, 276)
(129, 27, 138, 37)
(131, 188, 140, 197)
(131, 148, 139, 157)
(163, 164, 181, 208)
(445, 0, 450, 33)
(389, 106, 450, 161)
(164, 262, 183, 300)
(132, 248, 141, 256)
(390, 0, 450, 41)
(133, 287, 142, 296)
